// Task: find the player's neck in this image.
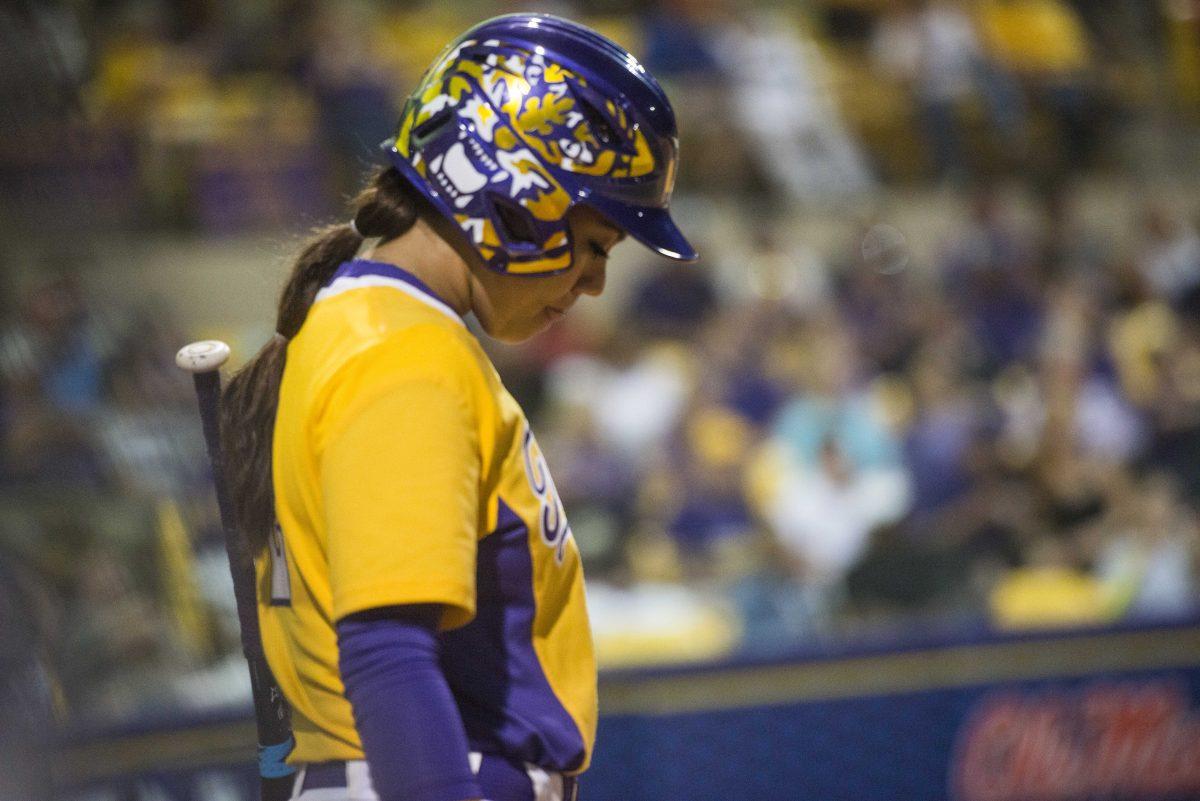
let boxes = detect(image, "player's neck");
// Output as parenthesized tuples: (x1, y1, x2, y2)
(364, 219, 473, 315)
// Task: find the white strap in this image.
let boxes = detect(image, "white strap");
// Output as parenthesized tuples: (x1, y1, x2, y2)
(526, 763, 565, 801)
(346, 760, 377, 800)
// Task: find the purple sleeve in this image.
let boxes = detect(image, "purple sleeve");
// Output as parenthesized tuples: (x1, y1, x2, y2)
(336, 605, 483, 801)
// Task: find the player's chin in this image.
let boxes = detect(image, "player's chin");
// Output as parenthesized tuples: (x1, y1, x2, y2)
(484, 311, 557, 344)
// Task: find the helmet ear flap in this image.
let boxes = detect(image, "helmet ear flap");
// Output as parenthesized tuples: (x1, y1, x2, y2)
(486, 193, 574, 275)
(490, 195, 542, 249)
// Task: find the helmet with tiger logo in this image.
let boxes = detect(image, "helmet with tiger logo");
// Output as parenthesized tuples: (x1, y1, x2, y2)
(383, 13, 697, 276)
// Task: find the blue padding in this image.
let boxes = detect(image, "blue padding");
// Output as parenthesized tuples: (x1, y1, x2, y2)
(259, 737, 297, 779)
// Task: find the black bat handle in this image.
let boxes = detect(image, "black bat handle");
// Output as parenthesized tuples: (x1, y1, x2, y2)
(190, 368, 296, 800)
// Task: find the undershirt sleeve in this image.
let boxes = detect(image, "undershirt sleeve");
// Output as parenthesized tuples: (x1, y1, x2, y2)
(337, 605, 483, 801)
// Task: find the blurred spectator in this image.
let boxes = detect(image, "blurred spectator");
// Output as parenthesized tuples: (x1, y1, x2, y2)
(554, 339, 695, 468)
(640, 0, 747, 192)
(1095, 473, 1199, 618)
(941, 188, 1043, 375)
(0, 271, 112, 488)
(720, 226, 832, 316)
(714, 5, 873, 203)
(1035, 184, 1111, 283)
(753, 321, 912, 614)
(989, 534, 1118, 628)
(1038, 277, 1146, 464)
(1139, 323, 1200, 504)
(625, 255, 719, 339)
(872, 0, 988, 180)
(942, 187, 1031, 281)
(0, 546, 56, 801)
(694, 299, 793, 427)
(57, 528, 205, 719)
(836, 227, 925, 373)
(4, 271, 108, 416)
(542, 408, 637, 576)
(97, 306, 211, 497)
(977, 0, 1100, 171)
(903, 340, 983, 515)
(586, 532, 741, 666)
(1135, 203, 1200, 305)
(665, 404, 758, 556)
(641, 0, 724, 78)
(310, 4, 401, 200)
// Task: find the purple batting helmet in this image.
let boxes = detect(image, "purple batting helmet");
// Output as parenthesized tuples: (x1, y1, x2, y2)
(382, 13, 698, 276)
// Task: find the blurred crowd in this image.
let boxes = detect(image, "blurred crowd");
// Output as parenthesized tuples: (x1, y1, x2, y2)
(0, 268, 252, 723)
(6, 0, 1200, 234)
(529, 185, 1200, 661)
(2, 0, 1200, 724)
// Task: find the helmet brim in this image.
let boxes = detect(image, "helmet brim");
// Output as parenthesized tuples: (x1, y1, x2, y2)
(587, 196, 699, 263)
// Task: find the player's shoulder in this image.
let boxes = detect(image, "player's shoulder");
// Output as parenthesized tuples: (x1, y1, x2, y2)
(281, 259, 504, 428)
(289, 314, 493, 448)
(345, 319, 487, 388)
(302, 310, 487, 394)
(294, 262, 485, 374)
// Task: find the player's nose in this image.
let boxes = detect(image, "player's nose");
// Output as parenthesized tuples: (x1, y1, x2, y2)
(575, 258, 607, 297)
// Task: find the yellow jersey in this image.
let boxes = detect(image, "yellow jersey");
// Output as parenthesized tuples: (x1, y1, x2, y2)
(260, 258, 597, 772)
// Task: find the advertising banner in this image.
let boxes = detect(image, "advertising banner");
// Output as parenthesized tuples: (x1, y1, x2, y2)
(56, 616, 1200, 801)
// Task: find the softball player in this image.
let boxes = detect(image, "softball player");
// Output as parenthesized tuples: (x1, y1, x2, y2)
(219, 14, 696, 801)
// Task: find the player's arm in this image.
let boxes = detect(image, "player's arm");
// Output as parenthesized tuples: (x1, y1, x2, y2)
(337, 604, 482, 801)
(319, 333, 486, 801)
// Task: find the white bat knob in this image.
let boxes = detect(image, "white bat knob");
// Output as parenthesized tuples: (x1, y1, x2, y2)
(176, 340, 232, 373)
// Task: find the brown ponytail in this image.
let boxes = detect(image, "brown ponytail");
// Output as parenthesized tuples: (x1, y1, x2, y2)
(220, 166, 420, 553)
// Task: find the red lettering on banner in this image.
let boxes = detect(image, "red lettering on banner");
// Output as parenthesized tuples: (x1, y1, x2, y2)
(952, 683, 1200, 801)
